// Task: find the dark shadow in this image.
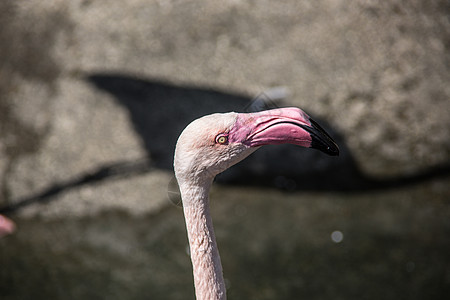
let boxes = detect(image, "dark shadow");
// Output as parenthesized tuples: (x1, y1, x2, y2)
(1, 73, 449, 214)
(86, 73, 353, 185)
(0, 159, 152, 214)
(86, 73, 450, 191)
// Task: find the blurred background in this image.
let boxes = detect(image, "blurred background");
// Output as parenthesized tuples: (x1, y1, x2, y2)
(0, 1, 449, 299)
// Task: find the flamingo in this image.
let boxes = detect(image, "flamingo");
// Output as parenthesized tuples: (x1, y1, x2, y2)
(174, 107, 339, 299)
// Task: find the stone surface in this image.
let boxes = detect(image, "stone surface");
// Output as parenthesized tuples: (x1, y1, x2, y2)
(1, 0, 449, 215)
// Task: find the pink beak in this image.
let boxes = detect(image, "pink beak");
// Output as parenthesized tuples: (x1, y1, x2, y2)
(229, 107, 339, 156)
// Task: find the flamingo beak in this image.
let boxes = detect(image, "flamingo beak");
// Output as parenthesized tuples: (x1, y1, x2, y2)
(230, 107, 339, 156)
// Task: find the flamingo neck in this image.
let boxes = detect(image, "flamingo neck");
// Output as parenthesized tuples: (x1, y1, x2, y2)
(180, 181, 226, 300)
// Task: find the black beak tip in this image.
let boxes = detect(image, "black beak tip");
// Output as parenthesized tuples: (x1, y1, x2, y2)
(307, 118, 340, 157)
(329, 145, 340, 156)
(311, 138, 340, 156)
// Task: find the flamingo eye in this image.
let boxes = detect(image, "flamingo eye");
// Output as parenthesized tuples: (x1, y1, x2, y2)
(215, 134, 228, 145)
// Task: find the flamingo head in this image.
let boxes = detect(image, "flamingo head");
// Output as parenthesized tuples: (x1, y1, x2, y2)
(174, 107, 339, 184)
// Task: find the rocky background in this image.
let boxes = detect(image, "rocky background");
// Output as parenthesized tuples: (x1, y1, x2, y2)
(0, 1, 449, 299)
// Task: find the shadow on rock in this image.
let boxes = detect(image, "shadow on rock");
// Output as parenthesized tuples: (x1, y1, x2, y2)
(86, 73, 355, 190)
(87, 73, 450, 191)
(1, 73, 449, 214)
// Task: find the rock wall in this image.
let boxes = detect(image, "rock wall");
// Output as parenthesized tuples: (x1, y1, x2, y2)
(1, 0, 449, 217)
